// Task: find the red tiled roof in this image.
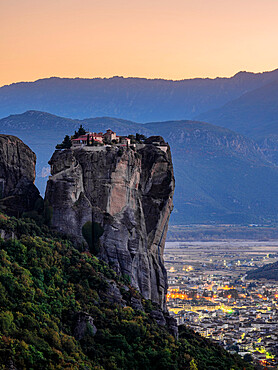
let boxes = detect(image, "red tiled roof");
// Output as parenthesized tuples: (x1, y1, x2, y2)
(72, 138, 84, 142)
(72, 130, 118, 142)
(105, 129, 115, 134)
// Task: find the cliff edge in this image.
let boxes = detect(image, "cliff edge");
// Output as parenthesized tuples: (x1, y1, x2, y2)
(0, 134, 40, 215)
(45, 138, 174, 309)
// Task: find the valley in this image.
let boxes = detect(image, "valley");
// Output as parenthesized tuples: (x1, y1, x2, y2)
(165, 239, 278, 367)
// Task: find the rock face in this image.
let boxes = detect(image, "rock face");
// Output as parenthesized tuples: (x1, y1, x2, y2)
(73, 312, 97, 340)
(45, 139, 174, 310)
(0, 135, 40, 215)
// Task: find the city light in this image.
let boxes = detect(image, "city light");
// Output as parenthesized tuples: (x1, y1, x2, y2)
(165, 240, 278, 366)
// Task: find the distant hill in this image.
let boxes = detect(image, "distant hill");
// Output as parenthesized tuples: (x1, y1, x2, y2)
(1, 111, 277, 224)
(145, 120, 278, 224)
(197, 80, 278, 164)
(197, 80, 278, 139)
(82, 116, 152, 136)
(259, 135, 278, 166)
(1, 69, 278, 121)
(247, 261, 278, 281)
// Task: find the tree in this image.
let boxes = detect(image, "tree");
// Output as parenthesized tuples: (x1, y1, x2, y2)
(73, 125, 86, 138)
(127, 133, 146, 144)
(135, 133, 147, 143)
(189, 359, 198, 370)
(127, 135, 136, 144)
(56, 135, 72, 149)
(0, 311, 15, 333)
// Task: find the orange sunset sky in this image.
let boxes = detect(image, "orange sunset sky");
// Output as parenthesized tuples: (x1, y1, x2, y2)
(1, 0, 278, 86)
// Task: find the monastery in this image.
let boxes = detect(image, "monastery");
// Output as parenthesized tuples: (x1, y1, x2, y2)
(71, 129, 131, 147)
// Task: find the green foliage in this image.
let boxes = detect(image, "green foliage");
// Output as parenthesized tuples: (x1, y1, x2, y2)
(73, 125, 86, 139)
(178, 326, 252, 370)
(0, 311, 15, 333)
(189, 359, 198, 370)
(56, 135, 72, 149)
(127, 134, 136, 144)
(122, 273, 131, 285)
(127, 133, 147, 144)
(247, 260, 278, 281)
(82, 221, 93, 251)
(82, 221, 104, 255)
(135, 133, 147, 143)
(22, 199, 53, 227)
(103, 137, 109, 145)
(43, 201, 53, 226)
(0, 213, 253, 369)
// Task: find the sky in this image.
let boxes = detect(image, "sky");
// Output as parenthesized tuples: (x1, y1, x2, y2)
(1, 0, 278, 86)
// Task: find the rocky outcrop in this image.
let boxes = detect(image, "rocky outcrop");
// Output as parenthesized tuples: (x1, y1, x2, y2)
(0, 135, 41, 215)
(73, 312, 97, 340)
(45, 139, 174, 310)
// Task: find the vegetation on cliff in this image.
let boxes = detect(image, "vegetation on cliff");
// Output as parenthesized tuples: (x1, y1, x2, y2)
(0, 213, 252, 369)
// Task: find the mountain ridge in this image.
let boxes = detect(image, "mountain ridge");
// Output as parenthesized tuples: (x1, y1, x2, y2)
(2, 68, 278, 88)
(197, 79, 278, 139)
(1, 68, 278, 122)
(1, 110, 277, 224)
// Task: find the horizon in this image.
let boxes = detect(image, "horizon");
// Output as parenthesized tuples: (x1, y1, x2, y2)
(1, 67, 278, 88)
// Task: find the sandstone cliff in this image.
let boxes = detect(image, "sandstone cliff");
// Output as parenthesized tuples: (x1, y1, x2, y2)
(45, 138, 174, 309)
(0, 134, 40, 215)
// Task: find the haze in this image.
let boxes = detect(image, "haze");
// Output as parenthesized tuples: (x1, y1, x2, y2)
(1, 0, 278, 86)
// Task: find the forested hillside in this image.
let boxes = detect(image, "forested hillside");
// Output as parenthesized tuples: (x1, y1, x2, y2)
(247, 261, 278, 281)
(0, 213, 252, 369)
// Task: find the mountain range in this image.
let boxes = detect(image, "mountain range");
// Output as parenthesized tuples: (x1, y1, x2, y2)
(0, 68, 277, 224)
(197, 80, 278, 165)
(0, 110, 277, 225)
(197, 79, 278, 140)
(1, 69, 278, 122)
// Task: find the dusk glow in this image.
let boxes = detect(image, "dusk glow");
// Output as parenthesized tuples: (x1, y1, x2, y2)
(1, 0, 278, 86)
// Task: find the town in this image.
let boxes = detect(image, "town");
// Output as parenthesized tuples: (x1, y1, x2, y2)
(165, 240, 278, 368)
